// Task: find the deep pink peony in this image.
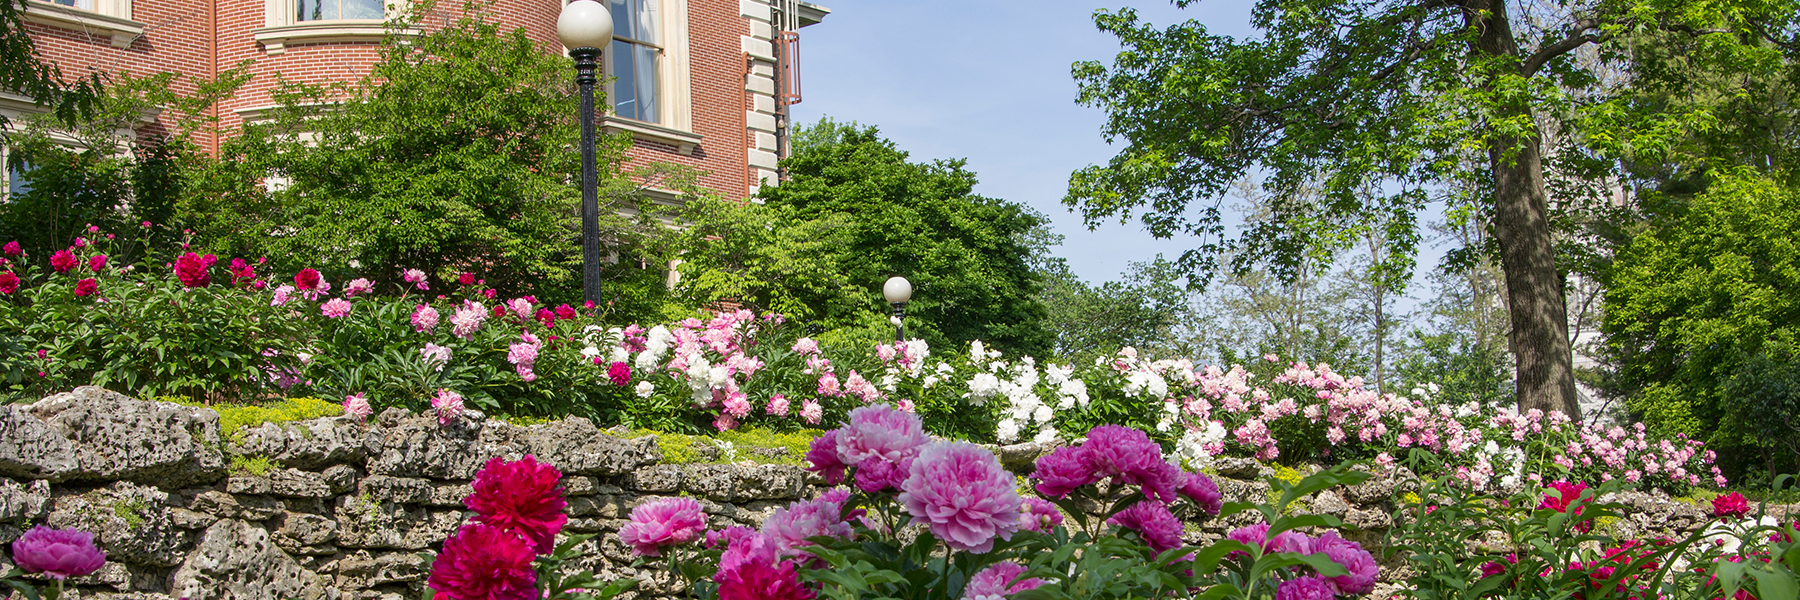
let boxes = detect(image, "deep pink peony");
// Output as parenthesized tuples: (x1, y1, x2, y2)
(962, 561, 1042, 600)
(1019, 497, 1063, 532)
(836, 404, 930, 465)
(73, 278, 97, 297)
(1271, 530, 1313, 554)
(50, 249, 77, 273)
(555, 303, 578, 320)
(426, 523, 538, 600)
(0, 271, 18, 294)
(1275, 575, 1336, 600)
(10, 525, 106, 580)
(608, 361, 631, 386)
(1032, 445, 1099, 499)
(898, 441, 1021, 553)
(466, 455, 568, 554)
(717, 530, 815, 600)
(87, 254, 106, 272)
(294, 268, 322, 290)
(458, 272, 476, 285)
(854, 456, 910, 494)
(1178, 471, 1223, 515)
(619, 496, 707, 556)
(1539, 480, 1593, 532)
(2, 241, 19, 256)
(1714, 491, 1751, 519)
(1313, 531, 1378, 595)
(1108, 501, 1182, 553)
(1226, 523, 1270, 556)
(804, 430, 847, 485)
(174, 252, 212, 288)
(535, 307, 556, 329)
(1082, 425, 1179, 503)
(761, 495, 853, 559)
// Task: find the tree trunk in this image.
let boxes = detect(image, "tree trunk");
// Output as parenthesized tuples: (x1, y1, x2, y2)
(1467, 0, 1582, 418)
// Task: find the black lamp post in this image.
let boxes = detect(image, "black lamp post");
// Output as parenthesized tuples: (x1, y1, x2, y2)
(883, 276, 912, 343)
(557, 0, 614, 307)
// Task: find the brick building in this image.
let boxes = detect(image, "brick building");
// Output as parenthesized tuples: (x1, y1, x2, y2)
(2, 0, 827, 200)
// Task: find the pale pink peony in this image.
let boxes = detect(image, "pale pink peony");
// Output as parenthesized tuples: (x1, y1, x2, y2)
(432, 389, 465, 426)
(898, 441, 1021, 553)
(1018, 497, 1063, 532)
(962, 561, 1041, 600)
(344, 278, 374, 297)
(836, 404, 929, 465)
(766, 394, 790, 417)
(791, 337, 821, 355)
(402, 268, 428, 290)
(619, 496, 707, 556)
(321, 298, 352, 318)
(800, 399, 823, 424)
(342, 393, 372, 422)
(451, 301, 486, 339)
(412, 304, 440, 332)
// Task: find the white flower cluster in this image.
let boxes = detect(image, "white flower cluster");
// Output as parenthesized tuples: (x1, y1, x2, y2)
(1173, 420, 1228, 469)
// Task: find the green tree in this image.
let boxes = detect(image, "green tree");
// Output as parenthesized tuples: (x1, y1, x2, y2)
(1036, 258, 1186, 363)
(1066, 0, 1797, 418)
(1602, 170, 1800, 476)
(0, 0, 102, 129)
(700, 119, 1053, 358)
(187, 6, 665, 303)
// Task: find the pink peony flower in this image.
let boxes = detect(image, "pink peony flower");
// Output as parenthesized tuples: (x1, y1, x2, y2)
(1083, 425, 1180, 503)
(1275, 576, 1336, 600)
(804, 430, 847, 485)
(1108, 501, 1182, 553)
(0, 271, 18, 295)
(420, 344, 452, 370)
(426, 523, 538, 600)
(431, 389, 464, 426)
(800, 399, 823, 424)
(73, 278, 97, 297)
(791, 337, 821, 355)
(535, 307, 556, 329)
(229, 258, 256, 283)
(174, 252, 212, 288)
(619, 496, 707, 556)
(1032, 445, 1099, 499)
(1, 241, 19, 256)
(716, 532, 815, 600)
(342, 393, 372, 422)
(271, 284, 295, 306)
(963, 562, 1042, 600)
(1178, 471, 1223, 515)
(466, 455, 568, 554)
(294, 268, 322, 291)
(1714, 491, 1751, 519)
(451, 301, 486, 339)
(411, 304, 439, 333)
(1539, 480, 1592, 533)
(321, 298, 352, 318)
(1226, 523, 1270, 556)
(898, 441, 1021, 553)
(855, 456, 911, 494)
(87, 254, 106, 272)
(762, 495, 853, 559)
(9, 525, 106, 580)
(403, 268, 428, 290)
(766, 394, 790, 416)
(608, 361, 631, 386)
(1313, 530, 1378, 595)
(555, 303, 578, 320)
(836, 404, 930, 465)
(1019, 497, 1063, 532)
(344, 278, 373, 297)
(458, 272, 476, 285)
(50, 249, 77, 273)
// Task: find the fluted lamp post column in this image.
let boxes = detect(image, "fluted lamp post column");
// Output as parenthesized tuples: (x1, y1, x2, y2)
(557, 0, 614, 307)
(883, 276, 912, 343)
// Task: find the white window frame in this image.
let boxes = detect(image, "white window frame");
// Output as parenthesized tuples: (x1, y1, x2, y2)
(20, 0, 144, 48)
(254, 0, 414, 54)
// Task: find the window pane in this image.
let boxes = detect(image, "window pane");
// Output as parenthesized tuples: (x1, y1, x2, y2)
(610, 38, 641, 120)
(297, 0, 336, 21)
(342, 0, 382, 20)
(609, 0, 633, 39)
(633, 43, 658, 123)
(633, 0, 658, 45)
(8, 162, 34, 199)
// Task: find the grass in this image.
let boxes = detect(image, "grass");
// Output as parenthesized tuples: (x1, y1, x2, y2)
(231, 454, 277, 476)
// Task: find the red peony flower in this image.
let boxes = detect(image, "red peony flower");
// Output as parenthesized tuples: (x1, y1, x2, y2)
(1539, 480, 1593, 533)
(465, 455, 568, 554)
(73, 278, 97, 297)
(174, 252, 211, 288)
(535, 308, 556, 329)
(294, 268, 321, 291)
(87, 254, 106, 273)
(458, 272, 476, 285)
(1713, 492, 1751, 519)
(555, 303, 578, 320)
(0, 271, 18, 294)
(49, 249, 78, 274)
(425, 523, 538, 600)
(2, 241, 20, 256)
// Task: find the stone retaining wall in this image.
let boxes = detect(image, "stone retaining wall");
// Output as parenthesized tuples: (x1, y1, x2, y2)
(0, 387, 1765, 600)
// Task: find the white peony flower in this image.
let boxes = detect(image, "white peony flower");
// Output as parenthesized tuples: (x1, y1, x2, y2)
(635, 381, 655, 398)
(996, 418, 1020, 443)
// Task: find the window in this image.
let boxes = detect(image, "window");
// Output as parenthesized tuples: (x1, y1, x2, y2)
(609, 0, 660, 123)
(296, 0, 381, 21)
(1, 145, 32, 201)
(48, 0, 95, 10)
(22, 0, 143, 48)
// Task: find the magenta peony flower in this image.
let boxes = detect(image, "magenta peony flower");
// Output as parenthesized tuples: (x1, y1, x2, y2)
(1178, 471, 1223, 515)
(49, 249, 77, 273)
(344, 278, 373, 297)
(1714, 492, 1751, 519)
(321, 298, 352, 318)
(1539, 480, 1593, 532)
(1033, 445, 1099, 499)
(619, 496, 707, 557)
(717, 535, 816, 600)
(87, 254, 106, 272)
(1108, 501, 1183, 553)
(0, 271, 18, 295)
(1313, 531, 1378, 595)
(762, 495, 853, 559)
(10, 525, 106, 580)
(431, 389, 464, 426)
(1275, 575, 1336, 600)
(174, 252, 212, 288)
(1270, 530, 1313, 554)
(426, 523, 538, 600)
(458, 272, 476, 285)
(466, 455, 568, 555)
(608, 361, 631, 386)
(898, 441, 1021, 553)
(962, 561, 1042, 600)
(555, 303, 578, 320)
(1226, 523, 1270, 556)
(836, 404, 930, 466)
(2, 241, 19, 256)
(534, 307, 556, 329)
(1019, 497, 1063, 533)
(805, 430, 847, 485)
(412, 304, 439, 333)
(342, 393, 372, 422)
(854, 456, 910, 494)
(294, 268, 322, 291)
(73, 278, 97, 297)
(1082, 425, 1180, 503)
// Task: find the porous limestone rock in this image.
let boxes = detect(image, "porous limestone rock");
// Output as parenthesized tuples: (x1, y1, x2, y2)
(519, 417, 660, 476)
(229, 417, 370, 470)
(170, 518, 330, 600)
(28, 387, 226, 487)
(0, 477, 50, 523)
(333, 497, 464, 550)
(0, 406, 78, 480)
(46, 482, 193, 567)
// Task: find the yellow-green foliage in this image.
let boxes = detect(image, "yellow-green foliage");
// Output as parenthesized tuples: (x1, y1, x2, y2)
(629, 427, 825, 465)
(231, 454, 276, 476)
(504, 415, 558, 427)
(1401, 491, 1423, 505)
(109, 498, 147, 528)
(1678, 489, 1723, 507)
(162, 396, 344, 441)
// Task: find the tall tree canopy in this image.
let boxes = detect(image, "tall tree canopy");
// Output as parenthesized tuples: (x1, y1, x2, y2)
(1067, 0, 1798, 416)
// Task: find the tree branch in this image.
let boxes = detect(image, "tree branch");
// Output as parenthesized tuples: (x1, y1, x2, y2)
(1521, 19, 1603, 76)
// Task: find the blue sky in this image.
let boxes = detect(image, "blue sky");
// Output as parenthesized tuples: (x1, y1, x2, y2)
(787, 0, 1263, 285)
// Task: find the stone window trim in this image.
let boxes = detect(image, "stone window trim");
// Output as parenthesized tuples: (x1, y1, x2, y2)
(603, 116, 700, 156)
(256, 0, 413, 54)
(20, 0, 144, 49)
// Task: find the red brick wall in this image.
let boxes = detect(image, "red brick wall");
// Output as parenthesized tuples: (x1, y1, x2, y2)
(22, 0, 758, 201)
